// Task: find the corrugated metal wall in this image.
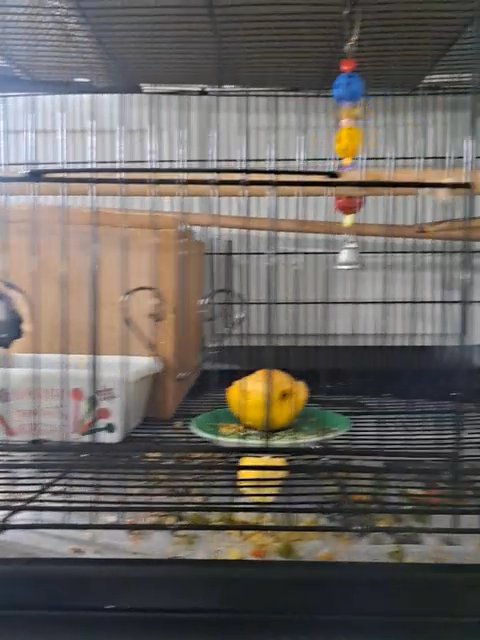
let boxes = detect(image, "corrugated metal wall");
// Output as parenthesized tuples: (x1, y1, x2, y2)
(0, 93, 476, 349)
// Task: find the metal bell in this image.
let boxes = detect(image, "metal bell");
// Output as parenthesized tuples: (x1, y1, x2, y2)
(336, 236, 362, 270)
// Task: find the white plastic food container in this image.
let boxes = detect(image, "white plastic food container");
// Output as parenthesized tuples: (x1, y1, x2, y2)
(0, 354, 162, 443)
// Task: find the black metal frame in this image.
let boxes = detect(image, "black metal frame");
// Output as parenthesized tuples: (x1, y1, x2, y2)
(0, 559, 480, 624)
(0, 166, 472, 190)
(0, 615, 476, 640)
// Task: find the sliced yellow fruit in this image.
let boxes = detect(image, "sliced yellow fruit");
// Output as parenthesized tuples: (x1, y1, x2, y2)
(237, 456, 289, 503)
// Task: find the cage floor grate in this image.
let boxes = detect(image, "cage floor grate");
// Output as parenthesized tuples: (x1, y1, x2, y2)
(0, 379, 477, 542)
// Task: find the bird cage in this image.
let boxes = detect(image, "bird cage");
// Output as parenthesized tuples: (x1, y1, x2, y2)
(0, 0, 479, 630)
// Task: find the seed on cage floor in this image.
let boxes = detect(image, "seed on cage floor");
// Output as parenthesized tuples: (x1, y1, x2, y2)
(368, 533, 390, 545)
(390, 533, 423, 545)
(70, 546, 86, 555)
(127, 530, 145, 544)
(388, 546, 407, 563)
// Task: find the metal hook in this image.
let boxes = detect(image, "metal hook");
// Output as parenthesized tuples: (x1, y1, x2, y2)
(174, 288, 246, 381)
(120, 286, 165, 363)
(343, 0, 361, 56)
(199, 288, 246, 335)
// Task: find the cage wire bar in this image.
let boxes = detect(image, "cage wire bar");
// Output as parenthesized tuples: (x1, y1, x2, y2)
(0, 1, 477, 564)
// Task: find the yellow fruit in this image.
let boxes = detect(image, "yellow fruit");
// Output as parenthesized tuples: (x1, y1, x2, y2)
(237, 456, 288, 503)
(226, 369, 309, 431)
(334, 126, 362, 161)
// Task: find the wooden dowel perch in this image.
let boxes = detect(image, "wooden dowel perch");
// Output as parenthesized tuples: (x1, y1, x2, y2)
(1, 168, 479, 197)
(4, 204, 480, 241)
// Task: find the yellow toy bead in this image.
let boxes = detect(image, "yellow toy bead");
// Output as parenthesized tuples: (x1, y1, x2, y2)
(334, 126, 362, 161)
(342, 213, 355, 228)
(338, 104, 363, 120)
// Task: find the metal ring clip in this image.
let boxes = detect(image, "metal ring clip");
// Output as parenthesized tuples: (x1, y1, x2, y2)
(175, 288, 246, 381)
(120, 286, 165, 364)
(198, 288, 246, 334)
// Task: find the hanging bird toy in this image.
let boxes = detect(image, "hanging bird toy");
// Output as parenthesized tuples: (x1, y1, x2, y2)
(333, 1, 365, 237)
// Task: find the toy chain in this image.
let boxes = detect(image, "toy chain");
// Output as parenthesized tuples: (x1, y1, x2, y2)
(342, 0, 361, 56)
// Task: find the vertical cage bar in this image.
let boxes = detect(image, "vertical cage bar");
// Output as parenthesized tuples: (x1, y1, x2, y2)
(451, 0, 480, 518)
(118, 94, 132, 440)
(88, 95, 99, 441)
(25, 96, 41, 441)
(57, 95, 70, 444)
(0, 98, 11, 439)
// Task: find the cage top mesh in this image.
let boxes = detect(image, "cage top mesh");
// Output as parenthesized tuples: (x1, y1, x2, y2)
(0, 0, 477, 94)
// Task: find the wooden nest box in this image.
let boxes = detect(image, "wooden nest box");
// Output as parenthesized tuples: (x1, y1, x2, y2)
(5, 206, 205, 419)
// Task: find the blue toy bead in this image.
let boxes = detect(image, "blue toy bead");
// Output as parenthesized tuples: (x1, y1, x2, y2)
(332, 72, 364, 104)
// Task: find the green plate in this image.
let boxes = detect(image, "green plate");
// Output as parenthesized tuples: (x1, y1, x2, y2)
(189, 406, 350, 447)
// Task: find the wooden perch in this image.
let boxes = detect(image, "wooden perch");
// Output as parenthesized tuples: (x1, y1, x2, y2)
(4, 204, 480, 241)
(421, 217, 480, 233)
(1, 168, 480, 197)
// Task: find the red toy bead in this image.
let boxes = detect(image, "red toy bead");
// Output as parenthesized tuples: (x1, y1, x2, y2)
(339, 58, 357, 73)
(335, 196, 363, 215)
